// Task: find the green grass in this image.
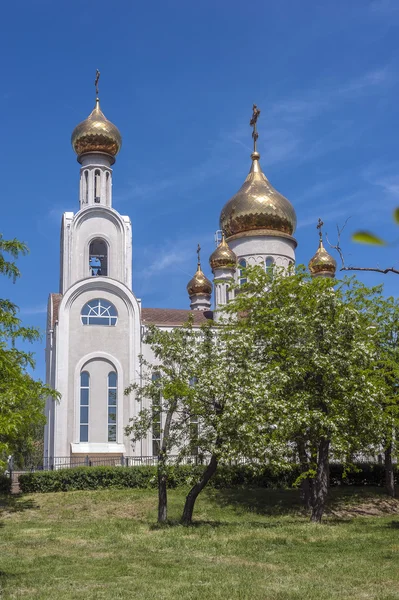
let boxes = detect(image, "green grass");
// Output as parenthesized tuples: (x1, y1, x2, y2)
(1, 487, 399, 600)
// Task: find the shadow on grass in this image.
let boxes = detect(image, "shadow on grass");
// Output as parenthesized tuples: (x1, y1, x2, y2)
(206, 486, 399, 522)
(208, 487, 305, 517)
(0, 570, 17, 585)
(0, 494, 38, 515)
(388, 520, 399, 529)
(149, 518, 283, 530)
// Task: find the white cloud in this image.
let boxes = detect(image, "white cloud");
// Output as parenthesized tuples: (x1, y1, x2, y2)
(297, 209, 349, 230)
(269, 67, 394, 127)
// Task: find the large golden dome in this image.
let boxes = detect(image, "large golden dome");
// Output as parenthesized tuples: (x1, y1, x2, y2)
(71, 98, 122, 161)
(220, 151, 296, 239)
(209, 233, 237, 272)
(187, 263, 212, 296)
(308, 238, 337, 277)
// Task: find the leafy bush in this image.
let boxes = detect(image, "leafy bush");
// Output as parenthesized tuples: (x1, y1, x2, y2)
(18, 462, 397, 494)
(0, 474, 12, 494)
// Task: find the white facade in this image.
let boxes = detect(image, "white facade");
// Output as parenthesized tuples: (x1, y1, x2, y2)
(44, 100, 300, 465)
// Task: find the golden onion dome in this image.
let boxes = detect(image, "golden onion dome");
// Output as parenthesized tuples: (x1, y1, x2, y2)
(220, 151, 297, 239)
(209, 232, 237, 272)
(187, 262, 212, 296)
(308, 238, 337, 278)
(71, 97, 122, 162)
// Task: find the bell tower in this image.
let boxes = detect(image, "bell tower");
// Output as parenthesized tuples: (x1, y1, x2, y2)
(59, 71, 132, 293)
(72, 71, 122, 210)
(45, 73, 141, 464)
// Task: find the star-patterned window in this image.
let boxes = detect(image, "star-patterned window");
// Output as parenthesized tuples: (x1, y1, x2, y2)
(81, 299, 118, 326)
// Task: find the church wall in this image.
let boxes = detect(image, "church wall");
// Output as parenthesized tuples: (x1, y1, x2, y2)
(229, 234, 296, 278)
(60, 208, 132, 293)
(53, 283, 140, 458)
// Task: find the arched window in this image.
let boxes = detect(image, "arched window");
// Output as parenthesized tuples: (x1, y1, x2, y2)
(81, 299, 118, 326)
(265, 256, 274, 278)
(189, 377, 199, 456)
(94, 169, 101, 203)
(80, 371, 89, 442)
(239, 259, 247, 286)
(151, 372, 161, 456)
(106, 171, 110, 204)
(89, 238, 108, 276)
(84, 170, 89, 204)
(108, 372, 117, 442)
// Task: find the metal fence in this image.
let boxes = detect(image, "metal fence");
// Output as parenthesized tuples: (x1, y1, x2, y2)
(14, 454, 209, 472)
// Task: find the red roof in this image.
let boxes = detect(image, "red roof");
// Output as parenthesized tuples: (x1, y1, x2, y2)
(141, 308, 213, 327)
(49, 293, 62, 327)
(48, 293, 213, 328)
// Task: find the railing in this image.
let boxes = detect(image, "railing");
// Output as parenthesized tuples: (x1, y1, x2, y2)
(15, 454, 209, 472)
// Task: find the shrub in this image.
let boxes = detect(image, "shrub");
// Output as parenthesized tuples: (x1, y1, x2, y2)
(18, 462, 397, 494)
(0, 474, 12, 494)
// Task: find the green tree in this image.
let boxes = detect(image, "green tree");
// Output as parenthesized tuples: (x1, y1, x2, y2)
(0, 234, 58, 469)
(227, 266, 383, 523)
(126, 318, 265, 525)
(125, 321, 197, 523)
(361, 292, 399, 497)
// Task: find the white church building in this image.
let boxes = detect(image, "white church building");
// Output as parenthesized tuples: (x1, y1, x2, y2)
(44, 86, 336, 466)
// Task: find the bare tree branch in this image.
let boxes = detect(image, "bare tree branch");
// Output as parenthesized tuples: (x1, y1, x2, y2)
(326, 218, 399, 276)
(340, 266, 399, 275)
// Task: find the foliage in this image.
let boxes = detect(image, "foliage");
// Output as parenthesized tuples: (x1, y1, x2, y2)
(0, 473, 11, 494)
(225, 266, 386, 522)
(352, 206, 399, 246)
(125, 315, 268, 522)
(0, 235, 58, 468)
(17, 462, 397, 494)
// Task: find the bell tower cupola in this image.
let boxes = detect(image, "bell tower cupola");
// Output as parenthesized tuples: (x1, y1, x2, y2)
(71, 70, 122, 209)
(187, 244, 212, 311)
(308, 219, 337, 278)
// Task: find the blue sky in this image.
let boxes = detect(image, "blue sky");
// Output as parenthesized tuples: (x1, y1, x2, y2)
(1, 0, 399, 381)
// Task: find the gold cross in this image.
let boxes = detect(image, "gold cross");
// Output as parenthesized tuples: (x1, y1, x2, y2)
(95, 69, 100, 97)
(250, 104, 261, 152)
(197, 243, 201, 266)
(317, 218, 324, 240)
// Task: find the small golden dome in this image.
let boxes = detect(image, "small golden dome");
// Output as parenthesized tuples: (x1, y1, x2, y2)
(209, 233, 237, 272)
(308, 239, 337, 277)
(187, 263, 212, 296)
(71, 98, 122, 161)
(220, 152, 296, 239)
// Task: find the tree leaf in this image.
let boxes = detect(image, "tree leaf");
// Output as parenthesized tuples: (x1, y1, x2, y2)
(393, 207, 399, 225)
(352, 231, 387, 245)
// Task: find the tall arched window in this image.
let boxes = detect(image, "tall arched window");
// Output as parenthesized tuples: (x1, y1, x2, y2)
(265, 256, 274, 279)
(81, 299, 118, 326)
(84, 170, 89, 204)
(151, 372, 161, 456)
(80, 371, 90, 442)
(239, 258, 247, 286)
(94, 169, 101, 203)
(189, 377, 199, 456)
(106, 171, 110, 204)
(89, 239, 108, 276)
(108, 372, 117, 442)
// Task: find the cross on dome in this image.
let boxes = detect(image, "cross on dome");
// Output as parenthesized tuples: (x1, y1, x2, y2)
(250, 104, 261, 153)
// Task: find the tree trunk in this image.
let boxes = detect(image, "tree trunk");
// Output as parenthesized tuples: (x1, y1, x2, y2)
(297, 440, 312, 510)
(157, 403, 176, 523)
(310, 438, 330, 523)
(181, 453, 218, 525)
(384, 443, 395, 498)
(157, 454, 168, 522)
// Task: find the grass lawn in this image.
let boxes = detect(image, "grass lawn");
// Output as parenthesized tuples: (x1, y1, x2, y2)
(1, 486, 399, 600)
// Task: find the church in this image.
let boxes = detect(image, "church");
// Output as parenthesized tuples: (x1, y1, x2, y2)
(43, 79, 337, 467)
